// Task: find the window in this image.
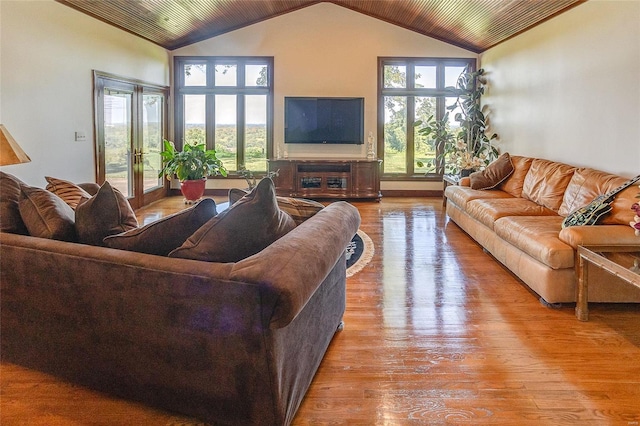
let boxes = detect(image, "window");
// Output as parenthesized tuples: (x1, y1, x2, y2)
(174, 57, 273, 174)
(378, 57, 475, 178)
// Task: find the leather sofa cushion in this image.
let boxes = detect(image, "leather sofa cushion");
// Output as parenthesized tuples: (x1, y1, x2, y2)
(558, 167, 639, 226)
(104, 198, 217, 256)
(470, 152, 514, 190)
(522, 159, 576, 211)
(45, 176, 92, 210)
(0, 171, 29, 235)
(170, 178, 296, 263)
(445, 186, 513, 209)
(498, 155, 533, 197)
(75, 181, 139, 246)
(494, 215, 574, 269)
(18, 185, 76, 242)
(466, 198, 556, 230)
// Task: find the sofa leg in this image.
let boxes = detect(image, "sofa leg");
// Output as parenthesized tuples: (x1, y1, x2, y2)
(336, 321, 345, 331)
(539, 297, 563, 309)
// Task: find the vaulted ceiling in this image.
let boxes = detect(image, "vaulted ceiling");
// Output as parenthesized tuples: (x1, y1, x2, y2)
(55, 0, 585, 53)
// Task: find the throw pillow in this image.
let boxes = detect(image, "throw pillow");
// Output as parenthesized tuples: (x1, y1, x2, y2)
(18, 185, 76, 241)
(229, 186, 325, 225)
(0, 171, 29, 235)
(45, 176, 92, 209)
(170, 178, 296, 262)
(103, 198, 217, 256)
(469, 153, 514, 190)
(75, 181, 138, 246)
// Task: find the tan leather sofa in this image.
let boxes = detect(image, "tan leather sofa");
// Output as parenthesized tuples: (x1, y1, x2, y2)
(445, 155, 640, 304)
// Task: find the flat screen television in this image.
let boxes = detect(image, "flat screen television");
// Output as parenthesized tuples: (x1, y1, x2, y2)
(284, 97, 364, 144)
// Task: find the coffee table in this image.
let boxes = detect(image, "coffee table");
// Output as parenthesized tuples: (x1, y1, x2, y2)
(576, 245, 640, 321)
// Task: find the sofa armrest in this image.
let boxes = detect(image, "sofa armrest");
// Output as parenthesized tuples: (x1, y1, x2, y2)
(559, 225, 638, 249)
(230, 201, 361, 329)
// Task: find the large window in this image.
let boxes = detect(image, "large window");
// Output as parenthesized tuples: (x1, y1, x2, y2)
(174, 57, 273, 174)
(378, 57, 475, 179)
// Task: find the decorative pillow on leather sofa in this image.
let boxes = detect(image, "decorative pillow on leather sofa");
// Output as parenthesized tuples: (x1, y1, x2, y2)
(45, 176, 92, 209)
(18, 185, 76, 241)
(75, 181, 138, 246)
(170, 178, 296, 262)
(229, 186, 325, 225)
(0, 171, 29, 235)
(470, 153, 514, 190)
(103, 198, 217, 256)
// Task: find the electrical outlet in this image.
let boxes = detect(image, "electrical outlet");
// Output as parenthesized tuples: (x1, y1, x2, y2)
(75, 131, 87, 142)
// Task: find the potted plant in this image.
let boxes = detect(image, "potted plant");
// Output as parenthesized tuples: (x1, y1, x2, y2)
(159, 139, 227, 202)
(449, 66, 499, 167)
(416, 66, 499, 175)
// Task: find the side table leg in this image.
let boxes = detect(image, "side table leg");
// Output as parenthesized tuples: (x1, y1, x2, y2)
(576, 255, 589, 321)
(442, 181, 448, 208)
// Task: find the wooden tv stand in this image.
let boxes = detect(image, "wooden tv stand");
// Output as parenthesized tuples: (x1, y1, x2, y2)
(268, 158, 382, 200)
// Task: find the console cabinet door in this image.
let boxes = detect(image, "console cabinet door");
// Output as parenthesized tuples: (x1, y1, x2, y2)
(269, 160, 295, 196)
(352, 161, 381, 198)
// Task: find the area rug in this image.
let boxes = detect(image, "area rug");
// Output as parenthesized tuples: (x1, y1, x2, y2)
(346, 229, 374, 277)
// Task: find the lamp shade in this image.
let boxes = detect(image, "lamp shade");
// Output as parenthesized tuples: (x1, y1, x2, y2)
(0, 124, 31, 166)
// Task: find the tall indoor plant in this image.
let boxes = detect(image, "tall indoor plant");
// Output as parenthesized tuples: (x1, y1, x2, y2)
(450, 66, 498, 165)
(416, 65, 498, 175)
(159, 139, 227, 202)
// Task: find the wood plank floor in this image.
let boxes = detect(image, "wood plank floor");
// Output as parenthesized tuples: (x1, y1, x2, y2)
(2, 197, 640, 425)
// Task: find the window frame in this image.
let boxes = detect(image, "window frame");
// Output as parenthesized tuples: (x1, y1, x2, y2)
(377, 57, 476, 180)
(174, 56, 274, 175)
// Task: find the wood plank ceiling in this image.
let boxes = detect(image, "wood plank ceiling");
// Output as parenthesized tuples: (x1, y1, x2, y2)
(55, 0, 585, 53)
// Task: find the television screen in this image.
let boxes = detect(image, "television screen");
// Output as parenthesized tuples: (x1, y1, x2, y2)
(285, 97, 364, 144)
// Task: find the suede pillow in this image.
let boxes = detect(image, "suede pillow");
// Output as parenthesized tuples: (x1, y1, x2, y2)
(103, 198, 217, 255)
(170, 178, 296, 262)
(75, 181, 138, 246)
(229, 186, 325, 225)
(18, 185, 76, 241)
(469, 153, 514, 190)
(0, 171, 29, 235)
(45, 176, 92, 209)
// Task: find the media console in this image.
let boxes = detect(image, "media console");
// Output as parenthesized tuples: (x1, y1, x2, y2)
(268, 158, 382, 200)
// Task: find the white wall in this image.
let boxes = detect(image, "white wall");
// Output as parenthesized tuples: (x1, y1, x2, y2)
(0, 0, 170, 186)
(480, 0, 640, 178)
(173, 3, 476, 191)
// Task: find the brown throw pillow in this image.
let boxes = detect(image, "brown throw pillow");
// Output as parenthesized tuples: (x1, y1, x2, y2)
(18, 185, 76, 241)
(75, 181, 138, 246)
(103, 198, 217, 255)
(45, 176, 92, 209)
(0, 171, 29, 235)
(229, 186, 325, 225)
(170, 178, 296, 262)
(470, 152, 514, 190)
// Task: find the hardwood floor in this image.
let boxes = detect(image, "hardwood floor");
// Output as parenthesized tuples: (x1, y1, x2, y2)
(2, 197, 640, 425)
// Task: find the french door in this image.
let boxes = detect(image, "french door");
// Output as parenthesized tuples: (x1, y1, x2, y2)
(94, 72, 169, 209)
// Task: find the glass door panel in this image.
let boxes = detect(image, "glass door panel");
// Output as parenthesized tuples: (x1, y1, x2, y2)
(142, 93, 164, 193)
(104, 88, 133, 197)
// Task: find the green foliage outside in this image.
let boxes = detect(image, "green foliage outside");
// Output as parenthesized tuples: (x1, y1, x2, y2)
(184, 124, 267, 173)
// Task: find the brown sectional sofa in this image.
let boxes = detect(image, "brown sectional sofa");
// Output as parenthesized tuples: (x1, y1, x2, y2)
(445, 155, 640, 304)
(1, 185, 360, 425)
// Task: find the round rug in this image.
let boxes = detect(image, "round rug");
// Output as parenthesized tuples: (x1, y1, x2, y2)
(346, 229, 374, 277)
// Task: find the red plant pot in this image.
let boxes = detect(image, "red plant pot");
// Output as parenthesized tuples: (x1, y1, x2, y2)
(180, 178, 206, 202)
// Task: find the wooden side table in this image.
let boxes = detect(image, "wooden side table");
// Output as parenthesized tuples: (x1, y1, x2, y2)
(576, 245, 640, 321)
(442, 174, 460, 207)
